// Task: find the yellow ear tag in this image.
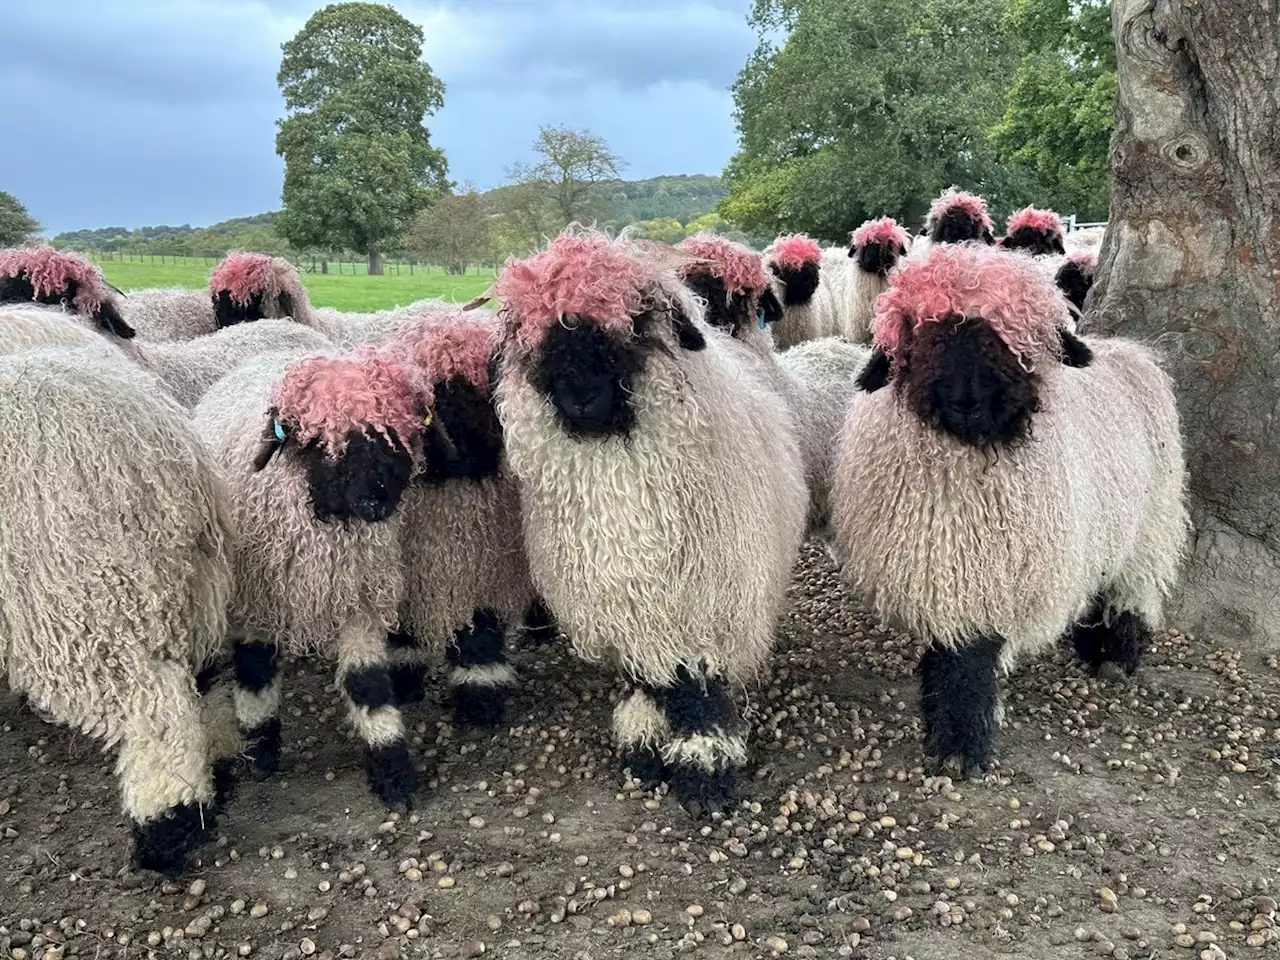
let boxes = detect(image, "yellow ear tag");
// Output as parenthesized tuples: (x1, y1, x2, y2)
(423, 411, 434, 427)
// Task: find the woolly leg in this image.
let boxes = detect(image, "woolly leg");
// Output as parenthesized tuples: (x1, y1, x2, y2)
(119, 662, 217, 875)
(233, 640, 281, 777)
(338, 619, 420, 812)
(1071, 597, 1148, 677)
(613, 687, 671, 788)
(447, 608, 517, 728)
(387, 630, 429, 706)
(919, 636, 1003, 780)
(521, 595, 558, 646)
(657, 666, 746, 819)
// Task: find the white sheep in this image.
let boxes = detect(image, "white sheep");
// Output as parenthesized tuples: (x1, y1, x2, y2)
(491, 229, 808, 816)
(831, 244, 1187, 776)
(839, 218, 912, 343)
(0, 246, 138, 349)
(762, 234, 837, 348)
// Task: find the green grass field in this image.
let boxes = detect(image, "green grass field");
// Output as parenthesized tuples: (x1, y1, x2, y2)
(96, 257, 495, 311)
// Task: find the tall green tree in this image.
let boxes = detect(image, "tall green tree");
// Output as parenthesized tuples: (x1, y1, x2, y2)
(408, 189, 492, 275)
(721, 0, 1029, 242)
(275, 3, 449, 275)
(991, 0, 1114, 221)
(0, 191, 40, 246)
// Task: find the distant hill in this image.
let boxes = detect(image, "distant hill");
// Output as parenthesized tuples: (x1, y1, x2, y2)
(52, 176, 727, 255)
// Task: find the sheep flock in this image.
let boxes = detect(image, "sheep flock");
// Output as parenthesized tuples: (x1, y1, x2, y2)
(0, 194, 1186, 881)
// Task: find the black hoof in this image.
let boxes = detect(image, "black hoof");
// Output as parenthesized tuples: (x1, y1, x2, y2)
(213, 757, 239, 809)
(391, 663, 427, 705)
(1070, 601, 1147, 677)
(244, 717, 281, 777)
(919, 637, 1002, 778)
(366, 741, 420, 811)
(131, 802, 210, 875)
(668, 763, 736, 819)
(452, 684, 506, 728)
(620, 745, 667, 789)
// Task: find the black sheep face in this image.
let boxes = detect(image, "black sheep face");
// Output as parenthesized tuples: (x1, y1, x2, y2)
(0, 272, 135, 338)
(772, 260, 821, 306)
(1055, 260, 1095, 312)
(422, 373, 504, 482)
(930, 209, 995, 246)
(299, 429, 414, 524)
(529, 303, 706, 441)
(1002, 226, 1066, 257)
(853, 240, 907, 277)
(682, 270, 781, 339)
(899, 317, 1041, 448)
(212, 289, 294, 328)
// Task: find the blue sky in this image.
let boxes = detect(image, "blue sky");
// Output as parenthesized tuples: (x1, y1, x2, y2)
(0, 0, 756, 234)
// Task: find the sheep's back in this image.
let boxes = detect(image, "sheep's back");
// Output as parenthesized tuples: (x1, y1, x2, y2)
(122, 287, 217, 342)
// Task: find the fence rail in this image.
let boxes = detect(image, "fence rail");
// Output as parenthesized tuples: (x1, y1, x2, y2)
(87, 251, 489, 277)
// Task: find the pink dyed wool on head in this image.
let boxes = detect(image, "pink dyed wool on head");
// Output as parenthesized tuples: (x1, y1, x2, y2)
(1066, 249, 1098, 270)
(211, 252, 282, 306)
(0, 246, 110, 315)
(1006, 206, 1065, 240)
(872, 245, 1070, 366)
(851, 217, 909, 250)
(494, 231, 658, 347)
(390, 312, 497, 389)
(768, 234, 822, 270)
(273, 353, 427, 456)
(927, 189, 995, 234)
(677, 233, 768, 296)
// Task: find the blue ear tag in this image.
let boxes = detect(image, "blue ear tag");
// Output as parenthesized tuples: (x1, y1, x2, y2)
(758, 307, 768, 330)
(273, 419, 287, 442)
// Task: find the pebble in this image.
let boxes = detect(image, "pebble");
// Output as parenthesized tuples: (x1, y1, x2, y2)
(437, 877, 456, 890)
(300, 939, 316, 956)
(632, 910, 652, 926)
(462, 942, 485, 958)
(249, 902, 270, 920)
(686, 904, 704, 918)
(765, 935, 789, 953)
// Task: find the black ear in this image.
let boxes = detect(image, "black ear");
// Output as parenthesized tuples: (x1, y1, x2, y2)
(671, 303, 706, 351)
(759, 289, 784, 327)
(998, 236, 1012, 249)
(855, 347, 892, 392)
(96, 299, 136, 339)
(847, 244, 858, 258)
(486, 348, 501, 390)
(278, 290, 295, 320)
(982, 229, 995, 245)
(898, 243, 907, 257)
(1052, 237, 1066, 256)
(252, 409, 287, 471)
(1059, 328, 1093, 368)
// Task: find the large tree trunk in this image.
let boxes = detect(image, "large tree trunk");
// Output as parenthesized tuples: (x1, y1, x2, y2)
(1091, 1, 1280, 645)
(367, 251, 384, 276)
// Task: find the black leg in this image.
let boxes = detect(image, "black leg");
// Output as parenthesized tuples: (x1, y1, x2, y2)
(447, 609, 516, 728)
(387, 630, 427, 705)
(918, 635, 1003, 779)
(654, 666, 745, 819)
(1071, 597, 1147, 676)
(132, 803, 210, 875)
(522, 596, 558, 645)
(342, 664, 419, 812)
(614, 687, 670, 788)
(233, 641, 281, 776)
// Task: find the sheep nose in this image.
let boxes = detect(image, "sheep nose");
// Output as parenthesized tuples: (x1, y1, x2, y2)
(354, 496, 392, 522)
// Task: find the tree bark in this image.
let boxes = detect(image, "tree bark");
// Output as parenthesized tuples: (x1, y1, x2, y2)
(368, 251, 384, 275)
(1092, 0, 1280, 645)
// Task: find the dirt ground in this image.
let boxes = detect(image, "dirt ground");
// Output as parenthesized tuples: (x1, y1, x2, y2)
(3, 543, 1280, 960)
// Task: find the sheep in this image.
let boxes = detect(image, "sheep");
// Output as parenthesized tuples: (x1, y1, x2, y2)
(491, 229, 808, 816)
(122, 287, 218, 342)
(138, 319, 333, 408)
(318, 298, 455, 350)
(0, 246, 137, 344)
(1056, 249, 1099, 315)
(840, 217, 911, 344)
(762, 234, 837, 349)
(193, 348, 429, 810)
(377, 311, 545, 723)
(1000, 205, 1067, 257)
(915, 188, 996, 253)
(831, 243, 1187, 776)
(0, 342, 239, 873)
(0, 303, 120, 357)
(1064, 225, 1105, 253)
(675, 232, 783, 355)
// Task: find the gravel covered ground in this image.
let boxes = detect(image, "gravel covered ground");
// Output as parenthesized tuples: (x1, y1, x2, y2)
(4, 543, 1280, 960)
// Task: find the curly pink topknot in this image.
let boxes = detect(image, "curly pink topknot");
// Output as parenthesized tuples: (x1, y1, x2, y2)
(766, 234, 822, 270)
(677, 233, 768, 296)
(272, 352, 428, 457)
(872, 245, 1070, 367)
(210, 251, 283, 306)
(495, 231, 658, 347)
(926, 189, 995, 234)
(851, 217, 910, 251)
(1006, 206, 1065, 240)
(1065, 248, 1098, 271)
(0, 246, 112, 316)
(387, 311, 497, 390)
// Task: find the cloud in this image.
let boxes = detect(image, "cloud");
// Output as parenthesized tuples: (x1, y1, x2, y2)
(0, 0, 754, 233)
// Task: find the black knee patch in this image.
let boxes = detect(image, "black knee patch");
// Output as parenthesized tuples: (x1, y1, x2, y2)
(447, 609, 506, 668)
(918, 636, 1003, 779)
(244, 717, 281, 776)
(391, 662, 427, 704)
(668, 763, 737, 820)
(659, 666, 736, 736)
(620, 745, 666, 789)
(233, 642, 278, 692)
(387, 629, 418, 650)
(366, 741, 420, 812)
(344, 666, 396, 709)
(195, 659, 221, 695)
(452, 683, 507, 728)
(522, 596, 557, 645)
(131, 802, 210, 875)
(1071, 601, 1147, 676)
